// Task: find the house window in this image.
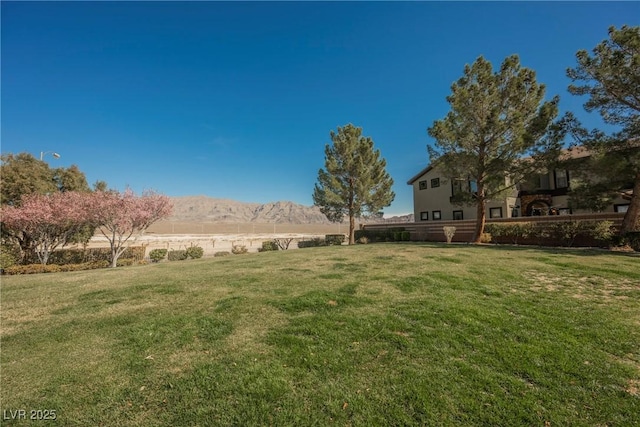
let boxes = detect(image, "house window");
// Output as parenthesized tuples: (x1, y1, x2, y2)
(420, 211, 429, 221)
(419, 180, 428, 190)
(432, 210, 441, 220)
(510, 206, 520, 218)
(453, 210, 464, 220)
(431, 178, 440, 188)
(615, 204, 629, 213)
(555, 170, 568, 189)
(452, 179, 465, 195)
(536, 174, 551, 190)
(469, 180, 478, 193)
(489, 207, 503, 218)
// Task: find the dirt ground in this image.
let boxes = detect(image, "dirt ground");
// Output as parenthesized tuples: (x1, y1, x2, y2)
(86, 221, 352, 256)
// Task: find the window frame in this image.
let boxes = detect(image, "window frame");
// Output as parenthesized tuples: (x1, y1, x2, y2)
(418, 180, 428, 190)
(430, 177, 440, 188)
(489, 207, 503, 219)
(614, 204, 630, 213)
(432, 210, 441, 220)
(420, 211, 429, 221)
(453, 210, 464, 221)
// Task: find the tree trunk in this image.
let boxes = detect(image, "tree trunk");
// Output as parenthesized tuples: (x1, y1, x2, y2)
(349, 214, 356, 245)
(620, 172, 640, 234)
(473, 202, 486, 244)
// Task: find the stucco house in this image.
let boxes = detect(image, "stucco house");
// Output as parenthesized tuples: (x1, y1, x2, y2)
(408, 146, 632, 222)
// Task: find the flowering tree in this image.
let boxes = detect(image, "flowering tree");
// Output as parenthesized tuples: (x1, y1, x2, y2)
(87, 190, 172, 267)
(1, 192, 93, 265)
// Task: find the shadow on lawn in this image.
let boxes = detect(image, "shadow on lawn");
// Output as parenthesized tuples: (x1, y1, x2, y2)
(404, 241, 640, 258)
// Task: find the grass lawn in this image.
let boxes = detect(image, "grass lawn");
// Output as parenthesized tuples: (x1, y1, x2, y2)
(1, 243, 639, 426)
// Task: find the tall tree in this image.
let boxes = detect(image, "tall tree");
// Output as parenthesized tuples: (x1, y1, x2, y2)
(0, 152, 91, 206)
(428, 55, 561, 243)
(313, 124, 395, 245)
(0, 153, 57, 206)
(566, 25, 640, 233)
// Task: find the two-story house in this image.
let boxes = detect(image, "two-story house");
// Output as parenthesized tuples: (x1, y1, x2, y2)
(408, 147, 631, 222)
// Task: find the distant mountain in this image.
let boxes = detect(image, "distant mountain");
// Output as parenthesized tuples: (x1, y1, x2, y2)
(168, 196, 413, 224)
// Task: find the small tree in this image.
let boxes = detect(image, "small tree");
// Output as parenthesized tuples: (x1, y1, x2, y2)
(428, 55, 562, 243)
(87, 190, 172, 268)
(566, 25, 640, 233)
(1, 192, 93, 265)
(313, 124, 395, 245)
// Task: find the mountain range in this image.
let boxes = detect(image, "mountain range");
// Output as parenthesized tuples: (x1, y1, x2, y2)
(168, 196, 413, 224)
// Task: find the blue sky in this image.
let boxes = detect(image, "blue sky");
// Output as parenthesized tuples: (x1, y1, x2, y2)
(2, 2, 638, 216)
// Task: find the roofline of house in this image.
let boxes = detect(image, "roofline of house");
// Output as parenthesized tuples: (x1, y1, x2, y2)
(407, 164, 435, 185)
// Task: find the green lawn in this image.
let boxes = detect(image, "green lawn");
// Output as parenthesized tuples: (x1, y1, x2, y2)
(1, 243, 639, 426)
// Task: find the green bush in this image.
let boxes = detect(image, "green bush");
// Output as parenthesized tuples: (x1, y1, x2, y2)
(149, 249, 168, 263)
(168, 249, 188, 261)
(185, 246, 204, 259)
(214, 251, 231, 257)
(325, 234, 346, 246)
(354, 228, 405, 243)
(231, 245, 248, 255)
(46, 246, 146, 265)
(401, 231, 411, 241)
(0, 243, 20, 270)
(3, 261, 109, 275)
(259, 241, 279, 252)
(623, 231, 640, 251)
(485, 223, 534, 245)
(545, 220, 614, 247)
(297, 238, 327, 248)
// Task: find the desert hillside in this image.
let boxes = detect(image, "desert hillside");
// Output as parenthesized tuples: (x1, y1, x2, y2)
(168, 196, 413, 224)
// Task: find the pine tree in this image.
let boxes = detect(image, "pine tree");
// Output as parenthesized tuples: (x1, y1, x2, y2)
(313, 124, 395, 244)
(428, 55, 560, 243)
(566, 25, 640, 233)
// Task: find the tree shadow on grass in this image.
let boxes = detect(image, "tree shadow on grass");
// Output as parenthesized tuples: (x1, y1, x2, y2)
(407, 241, 640, 258)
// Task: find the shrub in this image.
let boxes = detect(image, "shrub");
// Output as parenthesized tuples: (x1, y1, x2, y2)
(486, 223, 534, 245)
(168, 249, 188, 261)
(298, 238, 327, 248)
(584, 220, 613, 243)
(623, 231, 640, 251)
(259, 241, 279, 252)
(214, 251, 231, 257)
(149, 249, 168, 263)
(547, 221, 582, 247)
(443, 226, 456, 244)
(545, 220, 613, 247)
(185, 246, 204, 259)
(46, 246, 146, 265)
(480, 233, 492, 244)
(4, 261, 110, 275)
(401, 231, 411, 241)
(325, 234, 346, 246)
(274, 238, 294, 250)
(231, 245, 248, 255)
(354, 228, 405, 243)
(0, 243, 20, 270)
(357, 236, 370, 244)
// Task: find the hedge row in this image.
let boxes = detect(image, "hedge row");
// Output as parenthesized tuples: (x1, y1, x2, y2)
(354, 228, 409, 243)
(36, 246, 146, 265)
(484, 220, 614, 247)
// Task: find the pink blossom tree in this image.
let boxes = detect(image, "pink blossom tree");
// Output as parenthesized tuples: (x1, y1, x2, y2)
(87, 190, 173, 267)
(1, 192, 93, 265)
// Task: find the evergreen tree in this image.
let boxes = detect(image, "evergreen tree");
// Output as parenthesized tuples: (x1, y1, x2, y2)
(313, 124, 395, 244)
(428, 55, 561, 243)
(566, 25, 640, 233)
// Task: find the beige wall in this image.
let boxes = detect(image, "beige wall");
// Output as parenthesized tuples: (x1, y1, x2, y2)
(411, 167, 518, 222)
